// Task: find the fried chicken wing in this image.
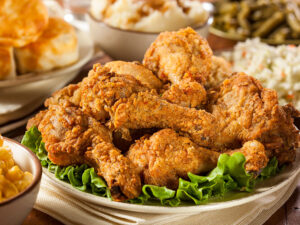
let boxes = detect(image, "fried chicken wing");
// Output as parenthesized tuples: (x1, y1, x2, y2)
(36, 105, 141, 201)
(143, 27, 213, 108)
(127, 129, 268, 189)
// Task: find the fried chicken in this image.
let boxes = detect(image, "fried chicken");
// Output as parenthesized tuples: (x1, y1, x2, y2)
(143, 27, 213, 108)
(208, 73, 299, 164)
(86, 142, 141, 200)
(112, 73, 299, 164)
(127, 129, 268, 189)
(80, 64, 149, 122)
(143, 27, 212, 84)
(35, 105, 141, 201)
(25, 26, 299, 203)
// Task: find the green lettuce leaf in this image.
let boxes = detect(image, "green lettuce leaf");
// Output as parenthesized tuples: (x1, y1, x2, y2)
(22, 127, 281, 206)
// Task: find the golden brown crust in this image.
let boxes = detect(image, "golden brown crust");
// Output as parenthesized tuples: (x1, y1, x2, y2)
(128, 129, 219, 189)
(104, 61, 163, 90)
(38, 105, 112, 166)
(90, 142, 141, 201)
(143, 27, 213, 84)
(80, 64, 149, 121)
(0, 0, 48, 47)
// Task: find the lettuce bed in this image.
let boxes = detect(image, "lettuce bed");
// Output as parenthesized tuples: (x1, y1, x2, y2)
(22, 127, 279, 206)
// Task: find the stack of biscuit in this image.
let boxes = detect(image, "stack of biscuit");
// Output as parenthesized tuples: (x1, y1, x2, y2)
(0, 0, 79, 80)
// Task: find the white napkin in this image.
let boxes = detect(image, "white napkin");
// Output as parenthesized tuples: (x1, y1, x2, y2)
(34, 167, 300, 225)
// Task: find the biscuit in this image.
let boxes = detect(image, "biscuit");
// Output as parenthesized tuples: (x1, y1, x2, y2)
(0, 46, 15, 80)
(15, 17, 79, 74)
(0, 0, 49, 47)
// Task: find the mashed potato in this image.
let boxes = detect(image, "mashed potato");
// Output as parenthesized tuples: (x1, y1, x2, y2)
(90, 0, 209, 32)
(223, 39, 300, 109)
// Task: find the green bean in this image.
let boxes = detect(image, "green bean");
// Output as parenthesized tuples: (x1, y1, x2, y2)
(253, 11, 285, 37)
(238, 1, 251, 31)
(287, 12, 300, 33)
(251, 21, 264, 31)
(270, 26, 290, 42)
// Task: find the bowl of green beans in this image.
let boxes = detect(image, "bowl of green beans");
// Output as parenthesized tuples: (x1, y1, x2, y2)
(210, 0, 300, 45)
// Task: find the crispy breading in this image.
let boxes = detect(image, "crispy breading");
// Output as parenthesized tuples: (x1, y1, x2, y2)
(143, 27, 212, 84)
(80, 64, 149, 121)
(128, 129, 219, 189)
(162, 80, 206, 108)
(104, 61, 163, 90)
(86, 142, 141, 201)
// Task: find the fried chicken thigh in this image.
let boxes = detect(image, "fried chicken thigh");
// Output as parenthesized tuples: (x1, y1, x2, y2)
(127, 129, 268, 189)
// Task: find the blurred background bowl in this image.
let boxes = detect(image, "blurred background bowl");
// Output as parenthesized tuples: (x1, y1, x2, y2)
(87, 14, 213, 61)
(0, 137, 42, 225)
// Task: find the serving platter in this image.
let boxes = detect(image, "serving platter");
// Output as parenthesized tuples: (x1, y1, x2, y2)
(209, 26, 300, 45)
(43, 149, 300, 214)
(0, 28, 93, 88)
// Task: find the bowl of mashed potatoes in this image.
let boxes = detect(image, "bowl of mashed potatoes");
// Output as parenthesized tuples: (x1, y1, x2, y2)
(0, 135, 42, 225)
(88, 0, 213, 60)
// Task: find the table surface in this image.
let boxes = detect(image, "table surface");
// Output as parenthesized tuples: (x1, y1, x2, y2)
(4, 33, 299, 225)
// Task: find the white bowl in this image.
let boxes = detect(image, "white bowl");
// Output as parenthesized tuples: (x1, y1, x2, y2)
(87, 14, 213, 61)
(0, 137, 42, 225)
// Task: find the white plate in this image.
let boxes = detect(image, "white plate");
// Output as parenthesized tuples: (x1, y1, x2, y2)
(43, 149, 300, 214)
(0, 28, 93, 88)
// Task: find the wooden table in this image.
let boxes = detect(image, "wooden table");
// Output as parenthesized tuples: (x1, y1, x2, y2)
(4, 34, 299, 225)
